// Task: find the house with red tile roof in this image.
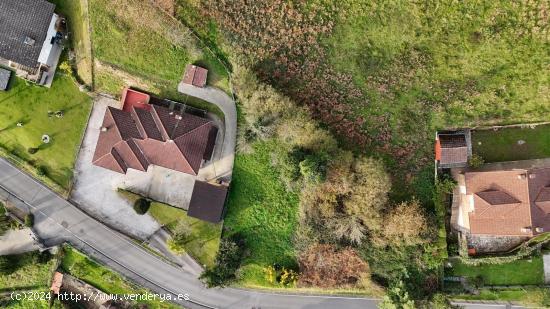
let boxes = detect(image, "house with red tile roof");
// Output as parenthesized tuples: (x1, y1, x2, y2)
(453, 165, 550, 252)
(92, 88, 218, 175)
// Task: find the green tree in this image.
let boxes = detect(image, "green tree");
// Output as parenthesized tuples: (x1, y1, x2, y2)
(200, 235, 245, 287)
(133, 198, 151, 215)
(0, 203, 11, 236)
(379, 280, 415, 309)
(300, 153, 391, 244)
(36, 166, 47, 177)
(299, 154, 327, 184)
(24, 213, 34, 228)
(468, 153, 485, 168)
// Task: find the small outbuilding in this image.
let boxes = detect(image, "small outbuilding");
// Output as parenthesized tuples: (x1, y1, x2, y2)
(187, 181, 228, 223)
(0, 68, 11, 91)
(182, 64, 208, 88)
(50, 271, 63, 295)
(435, 130, 472, 169)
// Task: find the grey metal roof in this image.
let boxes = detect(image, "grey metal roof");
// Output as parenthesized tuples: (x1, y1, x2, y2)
(0, 0, 55, 68)
(188, 181, 228, 223)
(0, 68, 11, 90)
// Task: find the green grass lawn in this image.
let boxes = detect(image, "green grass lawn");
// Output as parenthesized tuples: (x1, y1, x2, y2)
(224, 141, 300, 287)
(89, 0, 230, 94)
(0, 75, 92, 190)
(60, 246, 180, 309)
(454, 288, 550, 307)
(472, 125, 550, 163)
(148, 202, 222, 267)
(117, 189, 222, 267)
(448, 256, 544, 286)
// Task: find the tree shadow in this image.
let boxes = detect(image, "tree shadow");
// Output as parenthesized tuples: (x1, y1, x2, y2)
(0, 82, 30, 105)
(0, 118, 30, 133)
(36, 133, 58, 151)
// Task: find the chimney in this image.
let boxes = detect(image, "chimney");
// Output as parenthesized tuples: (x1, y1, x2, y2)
(101, 126, 108, 132)
(23, 36, 35, 46)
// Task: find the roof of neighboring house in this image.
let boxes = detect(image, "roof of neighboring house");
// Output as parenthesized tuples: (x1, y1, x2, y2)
(0, 0, 56, 68)
(50, 271, 63, 294)
(182, 64, 208, 87)
(92, 89, 218, 175)
(0, 68, 11, 90)
(465, 168, 550, 236)
(187, 181, 228, 223)
(436, 133, 469, 166)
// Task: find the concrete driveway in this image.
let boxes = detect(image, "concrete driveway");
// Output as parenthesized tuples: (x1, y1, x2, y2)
(118, 165, 196, 210)
(70, 96, 160, 240)
(178, 83, 236, 182)
(0, 228, 40, 255)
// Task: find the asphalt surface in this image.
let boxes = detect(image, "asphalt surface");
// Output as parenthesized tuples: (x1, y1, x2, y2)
(178, 83, 236, 182)
(0, 157, 379, 309)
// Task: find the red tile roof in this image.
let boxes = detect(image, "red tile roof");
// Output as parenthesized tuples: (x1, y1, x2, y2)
(437, 133, 468, 165)
(50, 272, 63, 294)
(465, 168, 550, 236)
(122, 88, 151, 112)
(183, 64, 208, 87)
(92, 90, 217, 175)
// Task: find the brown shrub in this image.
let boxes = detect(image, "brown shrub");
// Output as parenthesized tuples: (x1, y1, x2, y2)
(298, 244, 369, 288)
(379, 199, 430, 246)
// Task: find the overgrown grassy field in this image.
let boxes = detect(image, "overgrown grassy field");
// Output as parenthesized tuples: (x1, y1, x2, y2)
(447, 256, 544, 286)
(177, 0, 550, 196)
(472, 125, 550, 162)
(0, 75, 92, 189)
(148, 202, 222, 267)
(0, 251, 56, 291)
(50, 0, 93, 85)
(89, 0, 230, 96)
(61, 246, 180, 309)
(0, 252, 56, 308)
(327, 1, 549, 144)
(224, 141, 300, 287)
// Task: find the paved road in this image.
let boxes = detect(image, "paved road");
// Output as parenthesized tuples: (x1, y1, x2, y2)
(0, 157, 378, 309)
(178, 83, 236, 182)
